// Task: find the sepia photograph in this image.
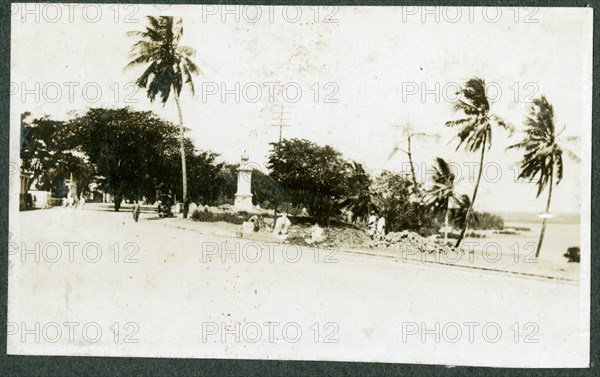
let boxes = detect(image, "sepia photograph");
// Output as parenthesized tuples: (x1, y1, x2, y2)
(7, 4, 593, 368)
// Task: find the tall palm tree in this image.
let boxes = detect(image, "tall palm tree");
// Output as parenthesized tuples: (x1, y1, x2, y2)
(446, 77, 512, 247)
(508, 96, 579, 257)
(126, 16, 199, 218)
(423, 157, 458, 242)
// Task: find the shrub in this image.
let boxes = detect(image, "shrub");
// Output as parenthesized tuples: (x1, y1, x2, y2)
(191, 210, 246, 225)
(564, 247, 580, 263)
(191, 210, 214, 222)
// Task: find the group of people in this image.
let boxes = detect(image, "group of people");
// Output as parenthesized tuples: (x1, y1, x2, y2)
(368, 211, 386, 239)
(64, 194, 85, 209)
(271, 212, 324, 244)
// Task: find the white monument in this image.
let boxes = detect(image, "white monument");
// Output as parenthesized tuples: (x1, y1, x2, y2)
(234, 152, 253, 211)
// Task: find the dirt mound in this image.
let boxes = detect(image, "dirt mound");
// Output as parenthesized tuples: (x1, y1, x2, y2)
(321, 227, 370, 248)
(369, 230, 455, 254)
(286, 226, 370, 248)
(286, 226, 454, 255)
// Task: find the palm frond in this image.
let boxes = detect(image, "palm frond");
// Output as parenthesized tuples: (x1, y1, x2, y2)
(126, 16, 199, 103)
(509, 95, 569, 197)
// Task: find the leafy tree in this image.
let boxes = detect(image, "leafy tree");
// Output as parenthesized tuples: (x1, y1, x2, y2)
(508, 96, 579, 257)
(268, 138, 350, 223)
(371, 170, 425, 233)
(20, 113, 93, 197)
(446, 77, 512, 247)
(187, 151, 226, 205)
(468, 211, 503, 230)
(71, 107, 181, 211)
(423, 157, 459, 241)
(126, 16, 200, 218)
(214, 164, 237, 205)
(251, 168, 286, 209)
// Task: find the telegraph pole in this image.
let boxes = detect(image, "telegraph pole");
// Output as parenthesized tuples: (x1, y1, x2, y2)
(270, 104, 291, 219)
(271, 104, 291, 142)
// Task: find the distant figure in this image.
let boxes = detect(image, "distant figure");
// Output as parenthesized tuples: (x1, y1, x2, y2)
(306, 223, 324, 244)
(368, 211, 378, 239)
(32, 195, 37, 208)
(346, 209, 354, 224)
(132, 201, 141, 222)
(377, 216, 386, 238)
(79, 195, 86, 209)
(273, 213, 292, 238)
(301, 207, 309, 216)
(249, 215, 260, 232)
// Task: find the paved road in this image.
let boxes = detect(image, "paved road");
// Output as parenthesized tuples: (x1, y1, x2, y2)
(8, 207, 588, 367)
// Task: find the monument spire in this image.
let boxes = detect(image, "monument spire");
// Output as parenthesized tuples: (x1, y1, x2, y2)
(233, 151, 253, 212)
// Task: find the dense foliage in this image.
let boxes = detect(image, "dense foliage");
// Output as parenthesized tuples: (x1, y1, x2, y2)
(267, 138, 351, 223)
(21, 107, 230, 211)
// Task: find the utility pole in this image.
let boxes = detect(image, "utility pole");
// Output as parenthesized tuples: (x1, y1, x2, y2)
(271, 104, 291, 143)
(270, 104, 292, 220)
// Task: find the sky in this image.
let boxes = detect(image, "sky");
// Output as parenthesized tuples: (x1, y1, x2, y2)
(11, 5, 593, 213)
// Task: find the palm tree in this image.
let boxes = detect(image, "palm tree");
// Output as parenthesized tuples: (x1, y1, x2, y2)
(451, 194, 479, 232)
(508, 96, 579, 257)
(338, 161, 373, 223)
(423, 157, 458, 242)
(446, 77, 512, 247)
(126, 16, 199, 218)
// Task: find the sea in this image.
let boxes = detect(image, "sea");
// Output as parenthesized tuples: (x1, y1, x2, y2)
(465, 212, 582, 265)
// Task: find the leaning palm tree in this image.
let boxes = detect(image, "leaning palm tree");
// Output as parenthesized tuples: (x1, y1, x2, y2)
(423, 157, 458, 242)
(508, 96, 579, 257)
(126, 16, 199, 218)
(446, 77, 512, 247)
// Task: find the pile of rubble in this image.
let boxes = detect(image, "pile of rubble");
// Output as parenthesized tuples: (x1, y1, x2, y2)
(285, 226, 370, 248)
(285, 226, 456, 255)
(368, 230, 456, 254)
(320, 227, 370, 249)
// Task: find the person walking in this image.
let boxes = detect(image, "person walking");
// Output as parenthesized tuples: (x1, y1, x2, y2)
(132, 201, 141, 223)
